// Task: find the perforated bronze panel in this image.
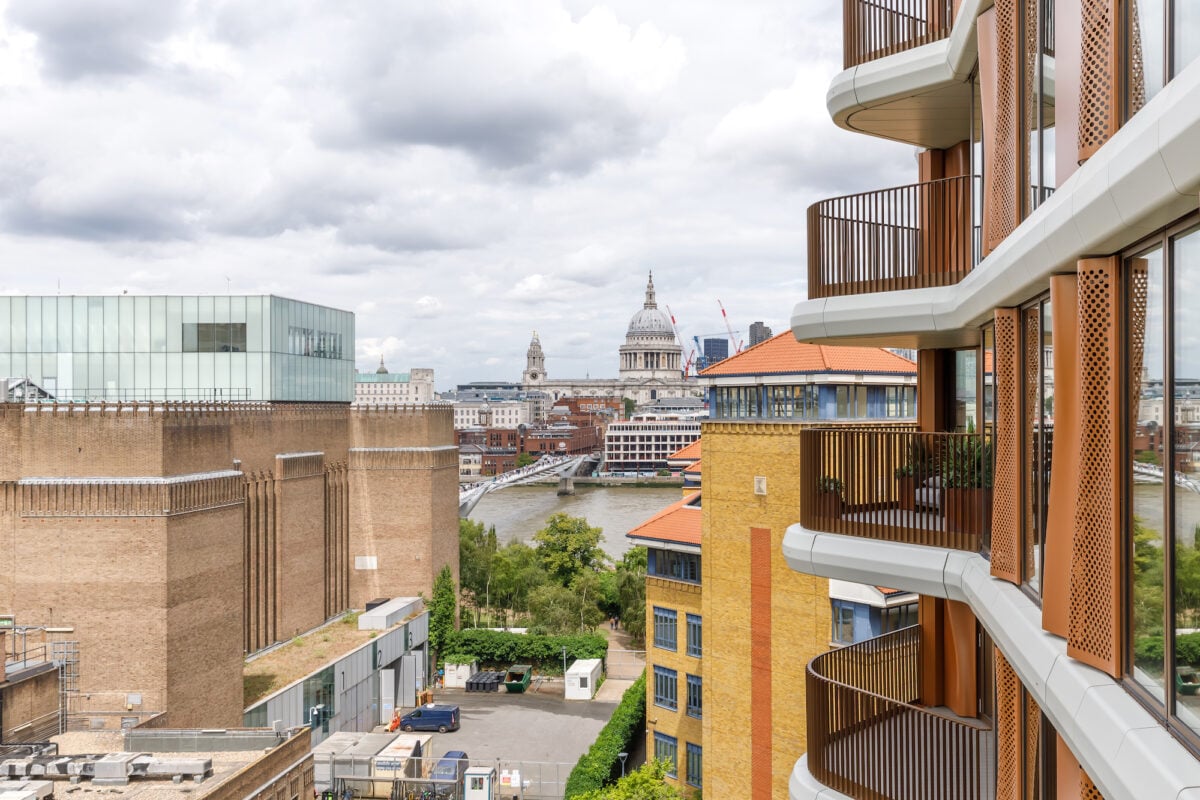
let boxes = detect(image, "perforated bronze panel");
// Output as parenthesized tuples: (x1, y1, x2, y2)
(1023, 307, 1041, 582)
(1024, 692, 1041, 799)
(995, 648, 1021, 800)
(992, 308, 1022, 583)
(1078, 0, 1120, 160)
(986, 0, 1022, 251)
(1081, 771, 1105, 799)
(1128, 1, 1147, 116)
(1129, 261, 1149, 435)
(1068, 258, 1123, 678)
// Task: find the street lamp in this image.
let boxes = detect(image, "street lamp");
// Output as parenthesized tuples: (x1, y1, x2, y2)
(618, 752, 628, 778)
(561, 646, 567, 676)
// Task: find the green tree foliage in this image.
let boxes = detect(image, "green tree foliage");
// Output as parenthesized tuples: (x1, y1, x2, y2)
(428, 565, 457, 661)
(571, 760, 688, 800)
(516, 452, 536, 468)
(529, 574, 608, 634)
(492, 542, 547, 624)
(459, 518, 498, 605)
(614, 547, 647, 645)
(534, 513, 608, 586)
(442, 629, 607, 670)
(564, 671, 647, 797)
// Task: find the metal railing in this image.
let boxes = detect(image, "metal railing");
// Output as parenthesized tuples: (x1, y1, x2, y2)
(807, 176, 976, 299)
(799, 427, 988, 552)
(843, 0, 954, 69)
(807, 627, 992, 800)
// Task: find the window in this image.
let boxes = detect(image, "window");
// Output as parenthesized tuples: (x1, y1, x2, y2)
(685, 743, 702, 788)
(653, 607, 677, 650)
(1018, 297, 1052, 595)
(654, 733, 678, 777)
(1126, 220, 1200, 744)
(182, 323, 246, 353)
(686, 614, 702, 657)
(881, 603, 919, 633)
(653, 666, 677, 711)
(649, 550, 700, 584)
(1127, 0, 1200, 116)
(686, 674, 702, 718)
(832, 601, 855, 644)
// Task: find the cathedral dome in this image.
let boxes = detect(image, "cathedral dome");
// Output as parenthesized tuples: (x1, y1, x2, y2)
(627, 307, 673, 337)
(625, 272, 674, 339)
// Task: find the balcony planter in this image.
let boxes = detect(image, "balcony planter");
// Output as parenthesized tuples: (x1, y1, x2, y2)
(940, 432, 991, 537)
(817, 476, 844, 519)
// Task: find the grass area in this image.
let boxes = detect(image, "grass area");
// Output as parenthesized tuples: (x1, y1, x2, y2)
(243, 612, 378, 707)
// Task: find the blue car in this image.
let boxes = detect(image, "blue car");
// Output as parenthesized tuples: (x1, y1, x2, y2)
(430, 750, 468, 798)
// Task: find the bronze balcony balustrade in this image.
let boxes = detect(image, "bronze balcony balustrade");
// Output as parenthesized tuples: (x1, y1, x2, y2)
(843, 0, 954, 69)
(799, 427, 989, 552)
(807, 627, 993, 800)
(807, 175, 977, 299)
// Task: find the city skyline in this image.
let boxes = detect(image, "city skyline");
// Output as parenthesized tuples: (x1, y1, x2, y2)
(0, 1, 914, 389)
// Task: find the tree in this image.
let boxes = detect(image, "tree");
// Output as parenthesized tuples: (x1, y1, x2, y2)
(571, 760, 688, 800)
(533, 513, 607, 586)
(459, 518, 498, 607)
(623, 398, 635, 419)
(516, 452, 536, 468)
(428, 565, 457, 662)
(614, 547, 647, 645)
(491, 542, 547, 626)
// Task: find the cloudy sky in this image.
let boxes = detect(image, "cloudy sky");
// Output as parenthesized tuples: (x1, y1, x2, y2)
(0, 0, 914, 389)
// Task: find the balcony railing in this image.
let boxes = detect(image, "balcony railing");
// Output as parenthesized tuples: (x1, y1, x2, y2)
(799, 427, 988, 552)
(843, 0, 954, 69)
(807, 627, 993, 800)
(808, 175, 976, 299)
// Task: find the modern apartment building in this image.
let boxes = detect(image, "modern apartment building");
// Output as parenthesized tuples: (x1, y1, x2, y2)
(783, 1, 1200, 798)
(0, 295, 457, 731)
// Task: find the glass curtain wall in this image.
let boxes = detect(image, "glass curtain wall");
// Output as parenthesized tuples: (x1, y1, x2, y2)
(1021, 297, 1053, 595)
(1127, 219, 1200, 742)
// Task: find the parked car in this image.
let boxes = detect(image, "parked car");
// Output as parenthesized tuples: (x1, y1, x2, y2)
(430, 750, 469, 798)
(399, 704, 460, 733)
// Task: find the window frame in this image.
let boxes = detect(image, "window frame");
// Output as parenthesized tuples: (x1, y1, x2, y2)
(653, 665, 678, 711)
(653, 732, 678, 778)
(686, 613, 702, 658)
(685, 674, 702, 719)
(653, 606, 678, 651)
(685, 742, 702, 788)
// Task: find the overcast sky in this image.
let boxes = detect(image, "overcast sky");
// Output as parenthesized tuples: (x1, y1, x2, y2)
(0, 0, 914, 389)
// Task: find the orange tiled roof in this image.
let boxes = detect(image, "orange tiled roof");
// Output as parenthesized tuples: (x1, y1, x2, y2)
(698, 332, 917, 377)
(877, 586, 904, 596)
(625, 492, 702, 547)
(682, 458, 702, 476)
(668, 439, 702, 461)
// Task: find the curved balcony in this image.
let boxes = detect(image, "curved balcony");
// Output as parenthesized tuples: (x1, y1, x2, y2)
(799, 427, 988, 552)
(807, 627, 993, 800)
(807, 175, 977, 300)
(843, 0, 954, 69)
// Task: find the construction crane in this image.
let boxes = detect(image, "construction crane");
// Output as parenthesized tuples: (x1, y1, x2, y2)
(718, 299, 745, 354)
(665, 304, 689, 377)
(683, 348, 697, 377)
(692, 336, 709, 371)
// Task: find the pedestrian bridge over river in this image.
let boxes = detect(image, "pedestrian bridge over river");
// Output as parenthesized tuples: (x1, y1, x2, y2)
(458, 454, 596, 516)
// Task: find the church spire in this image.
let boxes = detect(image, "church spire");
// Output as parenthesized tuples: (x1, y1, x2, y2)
(644, 271, 657, 309)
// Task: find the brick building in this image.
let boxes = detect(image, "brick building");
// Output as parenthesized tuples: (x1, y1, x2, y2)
(0, 295, 457, 731)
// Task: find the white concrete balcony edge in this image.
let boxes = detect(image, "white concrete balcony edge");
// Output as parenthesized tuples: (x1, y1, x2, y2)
(796, 59, 1200, 350)
(783, 524, 1200, 800)
(827, 0, 986, 140)
(790, 755, 853, 800)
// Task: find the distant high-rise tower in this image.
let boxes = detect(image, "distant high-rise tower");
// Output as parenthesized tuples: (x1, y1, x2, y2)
(749, 321, 773, 346)
(703, 337, 729, 365)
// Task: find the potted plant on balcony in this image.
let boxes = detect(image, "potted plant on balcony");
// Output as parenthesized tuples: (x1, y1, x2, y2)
(894, 439, 929, 512)
(940, 430, 992, 537)
(817, 475, 844, 519)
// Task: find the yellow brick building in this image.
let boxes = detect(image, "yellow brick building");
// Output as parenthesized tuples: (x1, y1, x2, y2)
(627, 492, 704, 793)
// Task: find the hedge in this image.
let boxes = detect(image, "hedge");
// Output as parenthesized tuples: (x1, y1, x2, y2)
(443, 629, 608, 671)
(563, 670, 646, 798)
(1136, 632, 1200, 669)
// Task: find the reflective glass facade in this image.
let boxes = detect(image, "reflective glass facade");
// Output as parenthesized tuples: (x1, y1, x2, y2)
(0, 295, 354, 402)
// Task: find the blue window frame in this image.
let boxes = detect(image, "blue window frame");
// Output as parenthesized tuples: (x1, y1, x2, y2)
(654, 732, 678, 778)
(831, 599, 855, 644)
(685, 742, 702, 787)
(648, 549, 701, 583)
(686, 613, 702, 657)
(653, 665, 678, 710)
(686, 674, 702, 718)
(653, 606, 677, 650)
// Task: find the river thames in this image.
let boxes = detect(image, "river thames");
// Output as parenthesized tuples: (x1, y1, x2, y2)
(466, 483, 684, 560)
